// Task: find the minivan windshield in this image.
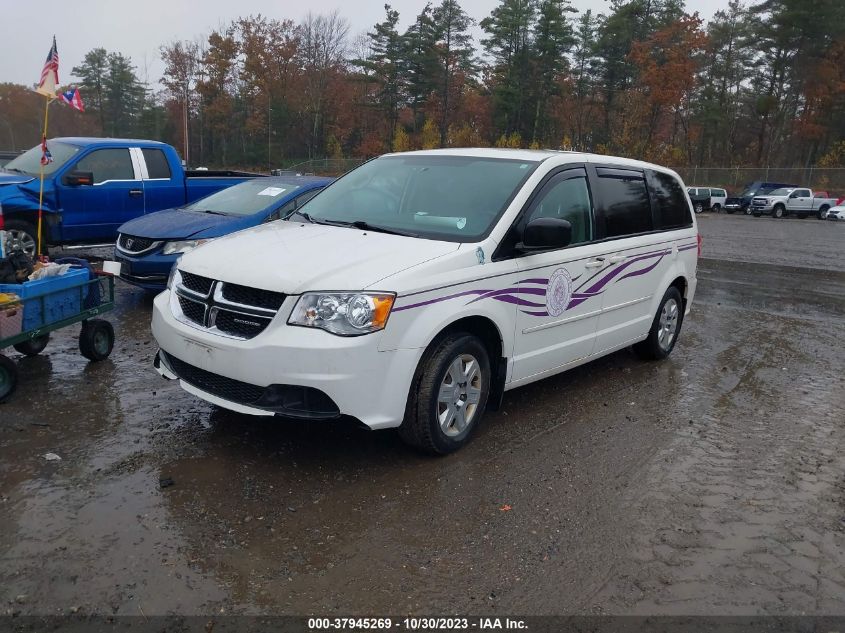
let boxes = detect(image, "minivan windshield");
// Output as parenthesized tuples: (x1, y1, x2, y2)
(298, 155, 539, 241)
(3, 141, 80, 177)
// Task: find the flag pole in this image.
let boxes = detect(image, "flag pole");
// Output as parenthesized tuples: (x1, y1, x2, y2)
(36, 96, 50, 259)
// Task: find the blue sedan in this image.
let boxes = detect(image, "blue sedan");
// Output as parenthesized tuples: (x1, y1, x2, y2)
(114, 176, 333, 290)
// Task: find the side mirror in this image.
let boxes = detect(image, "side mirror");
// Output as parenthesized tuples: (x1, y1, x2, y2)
(518, 218, 572, 252)
(63, 171, 94, 186)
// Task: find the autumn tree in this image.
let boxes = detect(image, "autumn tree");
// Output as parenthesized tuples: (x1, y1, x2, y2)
(301, 11, 349, 159)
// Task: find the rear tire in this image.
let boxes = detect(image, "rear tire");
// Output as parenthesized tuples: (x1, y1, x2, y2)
(398, 333, 491, 455)
(79, 319, 114, 362)
(0, 355, 18, 403)
(712, 204, 721, 213)
(818, 206, 829, 219)
(694, 202, 704, 214)
(634, 287, 684, 361)
(13, 334, 50, 357)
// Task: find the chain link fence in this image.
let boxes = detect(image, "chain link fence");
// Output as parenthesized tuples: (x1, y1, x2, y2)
(673, 167, 845, 194)
(281, 159, 845, 194)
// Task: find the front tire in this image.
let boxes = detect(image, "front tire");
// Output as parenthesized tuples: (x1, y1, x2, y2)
(79, 319, 115, 362)
(773, 204, 785, 218)
(4, 219, 47, 258)
(399, 333, 491, 455)
(634, 287, 684, 361)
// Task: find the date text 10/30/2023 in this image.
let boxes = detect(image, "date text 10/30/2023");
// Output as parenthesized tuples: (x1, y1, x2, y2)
(307, 617, 528, 630)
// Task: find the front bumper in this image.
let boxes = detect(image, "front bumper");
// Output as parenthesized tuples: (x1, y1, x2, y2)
(151, 290, 422, 429)
(115, 249, 178, 290)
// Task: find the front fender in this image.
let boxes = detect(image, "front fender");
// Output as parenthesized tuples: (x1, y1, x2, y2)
(0, 182, 58, 215)
(378, 262, 519, 357)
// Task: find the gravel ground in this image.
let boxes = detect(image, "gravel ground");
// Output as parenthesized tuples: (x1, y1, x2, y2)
(1, 214, 844, 616)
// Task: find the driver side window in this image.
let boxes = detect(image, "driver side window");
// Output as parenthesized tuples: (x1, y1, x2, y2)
(74, 149, 135, 184)
(525, 172, 594, 246)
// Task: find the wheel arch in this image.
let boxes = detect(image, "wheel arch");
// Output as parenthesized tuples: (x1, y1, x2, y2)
(421, 315, 507, 412)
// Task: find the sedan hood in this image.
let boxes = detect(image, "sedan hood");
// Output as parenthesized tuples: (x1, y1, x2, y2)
(178, 220, 460, 293)
(119, 208, 252, 240)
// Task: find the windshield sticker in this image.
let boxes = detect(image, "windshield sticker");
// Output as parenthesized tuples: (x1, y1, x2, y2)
(257, 186, 286, 197)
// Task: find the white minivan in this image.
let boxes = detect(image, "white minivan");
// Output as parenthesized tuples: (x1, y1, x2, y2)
(152, 149, 699, 454)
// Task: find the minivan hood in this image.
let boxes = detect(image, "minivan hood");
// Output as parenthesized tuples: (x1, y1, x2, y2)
(178, 220, 461, 293)
(119, 208, 252, 240)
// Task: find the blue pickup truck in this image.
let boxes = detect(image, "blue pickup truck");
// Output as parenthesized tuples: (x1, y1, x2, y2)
(0, 138, 261, 254)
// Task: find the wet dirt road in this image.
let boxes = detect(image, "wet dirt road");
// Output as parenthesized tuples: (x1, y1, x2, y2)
(1, 215, 844, 616)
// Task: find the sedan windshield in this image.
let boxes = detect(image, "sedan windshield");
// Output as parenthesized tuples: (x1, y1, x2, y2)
(183, 180, 301, 216)
(299, 155, 539, 241)
(4, 141, 80, 177)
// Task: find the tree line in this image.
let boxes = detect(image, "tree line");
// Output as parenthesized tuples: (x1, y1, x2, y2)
(1, 0, 843, 170)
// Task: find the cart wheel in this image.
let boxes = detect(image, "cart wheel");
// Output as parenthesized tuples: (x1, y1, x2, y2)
(0, 355, 18, 403)
(79, 319, 115, 362)
(13, 334, 50, 357)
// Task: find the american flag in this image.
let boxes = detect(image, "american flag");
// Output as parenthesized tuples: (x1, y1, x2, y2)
(37, 36, 59, 96)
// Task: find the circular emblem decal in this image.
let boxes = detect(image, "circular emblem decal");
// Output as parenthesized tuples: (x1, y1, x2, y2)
(546, 268, 573, 317)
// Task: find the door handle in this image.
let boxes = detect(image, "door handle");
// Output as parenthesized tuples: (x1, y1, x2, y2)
(584, 258, 605, 268)
(608, 255, 627, 264)
(129, 189, 143, 197)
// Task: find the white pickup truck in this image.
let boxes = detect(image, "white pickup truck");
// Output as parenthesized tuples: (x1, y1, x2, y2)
(750, 187, 839, 219)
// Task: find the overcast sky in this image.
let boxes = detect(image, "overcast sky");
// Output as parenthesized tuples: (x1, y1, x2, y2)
(2, 0, 725, 89)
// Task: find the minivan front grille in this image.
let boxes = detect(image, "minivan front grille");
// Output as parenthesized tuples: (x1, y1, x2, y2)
(172, 270, 285, 340)
(221, 282, 286, 310)
(180, 271, 215, 296)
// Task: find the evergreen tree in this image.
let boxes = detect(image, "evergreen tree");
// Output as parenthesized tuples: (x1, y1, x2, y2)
(431, 0, 476, 145)
(402, 4, 439, 132)
(481, 0, 537, 136)
(530, 0, 576, 143)
(357, 5, 405, 147)
(571, 10, 598, 149)
(72, 48, 109, 133)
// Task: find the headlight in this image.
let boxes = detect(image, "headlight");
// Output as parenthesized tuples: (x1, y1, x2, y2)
(288, 292, 395, 336)
(162, 239, 210, 255)
(166, 257, 182, 291)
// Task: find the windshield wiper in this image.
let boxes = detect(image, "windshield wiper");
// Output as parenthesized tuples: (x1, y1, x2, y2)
(4, 167, 28, 175)
(202, 210, 228, 215)
(323, 219, 418, 237)
(289, 210, 316, 223)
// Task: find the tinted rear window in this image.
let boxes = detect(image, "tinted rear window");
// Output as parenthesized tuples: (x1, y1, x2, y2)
(651, 171, 692, 230)
(596, 168, 653, 237)
(142, 148, 172, 179)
